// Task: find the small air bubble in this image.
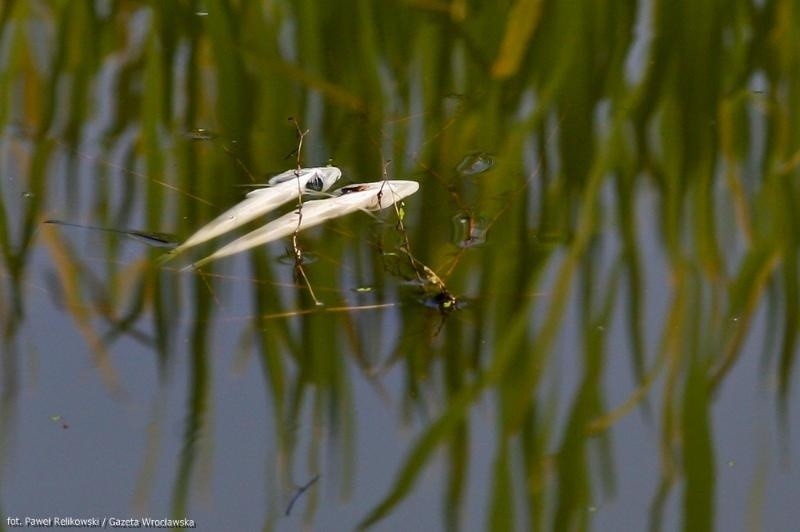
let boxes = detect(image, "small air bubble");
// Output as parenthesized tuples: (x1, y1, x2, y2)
(451, 212, 487, 248)
(455, 152, 495, 176)
(22, 192, 34, 199)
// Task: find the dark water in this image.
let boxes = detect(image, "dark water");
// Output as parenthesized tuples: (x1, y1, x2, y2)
(1, 1, 799, 531)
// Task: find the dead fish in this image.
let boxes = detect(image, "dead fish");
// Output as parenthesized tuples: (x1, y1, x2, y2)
(161, 166, 341, 263)
(188, 180, 419, 269)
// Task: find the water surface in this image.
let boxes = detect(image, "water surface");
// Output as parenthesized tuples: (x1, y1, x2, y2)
(1, 1, 799, 531)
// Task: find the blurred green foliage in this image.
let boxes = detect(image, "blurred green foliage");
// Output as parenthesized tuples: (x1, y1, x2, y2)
(1, 0, 799, 530)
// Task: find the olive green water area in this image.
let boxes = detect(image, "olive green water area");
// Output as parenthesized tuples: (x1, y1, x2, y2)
(1, 1, 799, 530)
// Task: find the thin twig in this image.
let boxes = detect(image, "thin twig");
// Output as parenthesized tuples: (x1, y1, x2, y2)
(379, 160, 421, 284)
(218, 141, 257, 183)
(198, 270, 222, 308)
(287, 117, 322, 305)
(285, 474, 320, 516)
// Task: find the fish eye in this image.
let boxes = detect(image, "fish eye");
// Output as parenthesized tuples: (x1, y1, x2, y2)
(306, 174, 324, 191)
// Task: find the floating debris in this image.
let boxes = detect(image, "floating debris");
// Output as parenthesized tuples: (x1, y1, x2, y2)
(185, 128, 218, 140)
(352, 286, 375, 293)
(43, 220, 180, 249)
(125, 232, 181, 248)
(277, 250, 318, 266)
(49, 414, 69, 429)
(455, 152, 495, 176)
(285, 475, 320, 516)
(451, 212, 488, 248)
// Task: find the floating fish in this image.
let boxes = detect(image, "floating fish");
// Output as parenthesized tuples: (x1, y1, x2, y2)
(188, 180, 419, 270)
(163, 166, 341, 261)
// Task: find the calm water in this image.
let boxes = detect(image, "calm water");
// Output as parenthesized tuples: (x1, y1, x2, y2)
(1, 1, 799, 531)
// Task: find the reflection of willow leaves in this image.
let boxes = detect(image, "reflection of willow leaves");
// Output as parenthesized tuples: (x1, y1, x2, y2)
(359, 117, 607, 527)
(3, 2, 798, 529)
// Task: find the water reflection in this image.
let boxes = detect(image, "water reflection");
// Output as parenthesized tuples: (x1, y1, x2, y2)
(0, 1, 799, 531)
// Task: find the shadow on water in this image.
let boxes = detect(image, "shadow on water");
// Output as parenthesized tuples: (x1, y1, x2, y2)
(0, 0, 799, 530)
